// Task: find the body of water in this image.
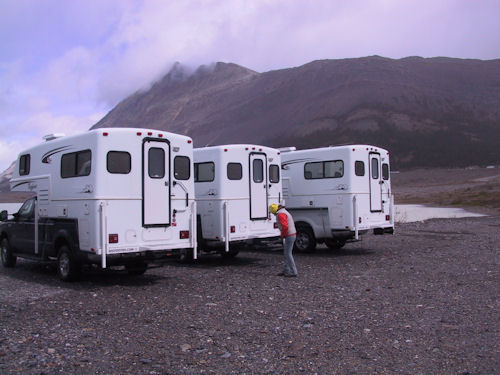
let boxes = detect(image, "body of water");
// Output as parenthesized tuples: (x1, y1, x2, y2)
(395, 204, 485, 223)
(0, 203, 23, 218)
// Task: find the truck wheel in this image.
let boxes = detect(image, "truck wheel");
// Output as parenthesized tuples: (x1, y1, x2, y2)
(57, 246, 81, 281)
(178, 249, 194, 263)
(220, 249, 239, 259)
(325, 238, 346, 250)
(294, 225, 316, 253)
(1, 238, 16, 268)
(125, 262, 148, 275)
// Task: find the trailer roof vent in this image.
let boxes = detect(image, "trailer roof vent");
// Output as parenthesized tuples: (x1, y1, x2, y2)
(43, 133, 65, 141)
(278, 147, 296, 153)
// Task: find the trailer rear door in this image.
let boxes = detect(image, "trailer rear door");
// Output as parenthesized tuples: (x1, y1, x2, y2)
(249, 153, 268, 220)
(143, 139, 171, 226)
(369, 152, 382, 212)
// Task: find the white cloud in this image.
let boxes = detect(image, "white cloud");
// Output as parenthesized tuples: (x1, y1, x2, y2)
(1, 0, 500, 174)
(0, 110, 104, 173)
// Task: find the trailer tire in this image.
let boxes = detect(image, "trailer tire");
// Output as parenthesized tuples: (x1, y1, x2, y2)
(178, 249, 194, 263)
(325, 238, 346, 250)
(220, 249, 239, 259)
(125, 262, 148, 276)
(1, 238, 16, 268)
(294, 225, 316, 253)
(57, 246, 81, 282)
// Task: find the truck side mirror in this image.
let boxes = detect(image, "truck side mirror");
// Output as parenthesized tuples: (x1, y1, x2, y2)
(0, 210, 7, 221)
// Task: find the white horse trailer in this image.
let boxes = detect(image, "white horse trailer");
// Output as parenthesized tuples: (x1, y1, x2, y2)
(2, 128, 196, 280)
(192, 145, 282, 259)
(280, 145, 394, 252)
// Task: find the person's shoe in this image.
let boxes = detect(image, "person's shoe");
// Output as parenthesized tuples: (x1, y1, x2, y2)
(284, 274, 297, 277)
(276, 272, 285, 276)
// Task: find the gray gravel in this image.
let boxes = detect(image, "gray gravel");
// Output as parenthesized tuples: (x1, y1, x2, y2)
(0, 215, 499, 374)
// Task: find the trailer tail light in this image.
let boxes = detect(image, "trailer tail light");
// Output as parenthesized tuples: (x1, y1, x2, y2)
(109, 234, 119, 243)
(274, 222, 278, 229)
(230, 226, 235, 233)
(386, 215, 390, 221)
(179, 230, 190, 239)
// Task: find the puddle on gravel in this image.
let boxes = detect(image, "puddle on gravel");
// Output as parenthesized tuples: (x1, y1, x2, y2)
(395, 204, 486, 223)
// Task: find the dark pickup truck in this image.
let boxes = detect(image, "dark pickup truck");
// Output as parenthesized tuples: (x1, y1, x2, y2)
(1, 197, 154, 281)
(0, 197, 83, 280)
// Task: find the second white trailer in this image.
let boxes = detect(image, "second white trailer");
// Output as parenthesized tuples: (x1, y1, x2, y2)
(192, 145, 282, 259)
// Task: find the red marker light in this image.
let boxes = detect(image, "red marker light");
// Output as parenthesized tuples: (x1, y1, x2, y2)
(103, 132, 109, 136)
(148, 132, 153, 136)
(179, 231, 190, 239)
(230, 226, 235, 233)
(137, 132, 142, 136)
(109, 234, 118, 243)
(158, 134, 163, 138)
(187, 140, 192, 144)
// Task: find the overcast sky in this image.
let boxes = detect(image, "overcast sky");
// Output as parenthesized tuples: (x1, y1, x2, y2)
(1, 0, 499, 173)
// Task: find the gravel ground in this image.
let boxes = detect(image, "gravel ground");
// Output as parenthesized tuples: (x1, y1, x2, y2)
(0, 214, 498, 374)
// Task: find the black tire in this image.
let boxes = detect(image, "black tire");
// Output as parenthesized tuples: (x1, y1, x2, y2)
(57, 246, 81, 281)
(220, 249, 239, 259)
(125, 262, 148, 275)
(1, 238, 16, 268)
(177, 249, 194, 264)
(294, 225, 316, 253)
(325, 238, 346, 250)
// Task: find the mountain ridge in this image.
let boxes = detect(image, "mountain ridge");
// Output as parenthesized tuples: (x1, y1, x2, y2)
(93, 56, 500, 168)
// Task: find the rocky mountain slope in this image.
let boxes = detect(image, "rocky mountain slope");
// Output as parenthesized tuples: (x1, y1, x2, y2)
(94, 56, 500, 169)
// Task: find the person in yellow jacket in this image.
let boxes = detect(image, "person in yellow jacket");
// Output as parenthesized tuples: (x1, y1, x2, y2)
(269, 203, 297, 277)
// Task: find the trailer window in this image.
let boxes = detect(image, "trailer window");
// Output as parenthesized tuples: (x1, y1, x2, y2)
(227, 163, 242, 180)
(304, 160, 343, 179)
(355, 161, 365, 176)
(107, 151, 131, 174)
(253, 159, 264, 183)
(382, 163, 390, 180)
(148, 148, 165, 179)
(194, 162, 215, 182)
(174, 156, 190, 180)
(61, 150, 91, 178)
(371, 158, 379, 179)
(269, 164, 280, 183)
(19, 154, 30, 176)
